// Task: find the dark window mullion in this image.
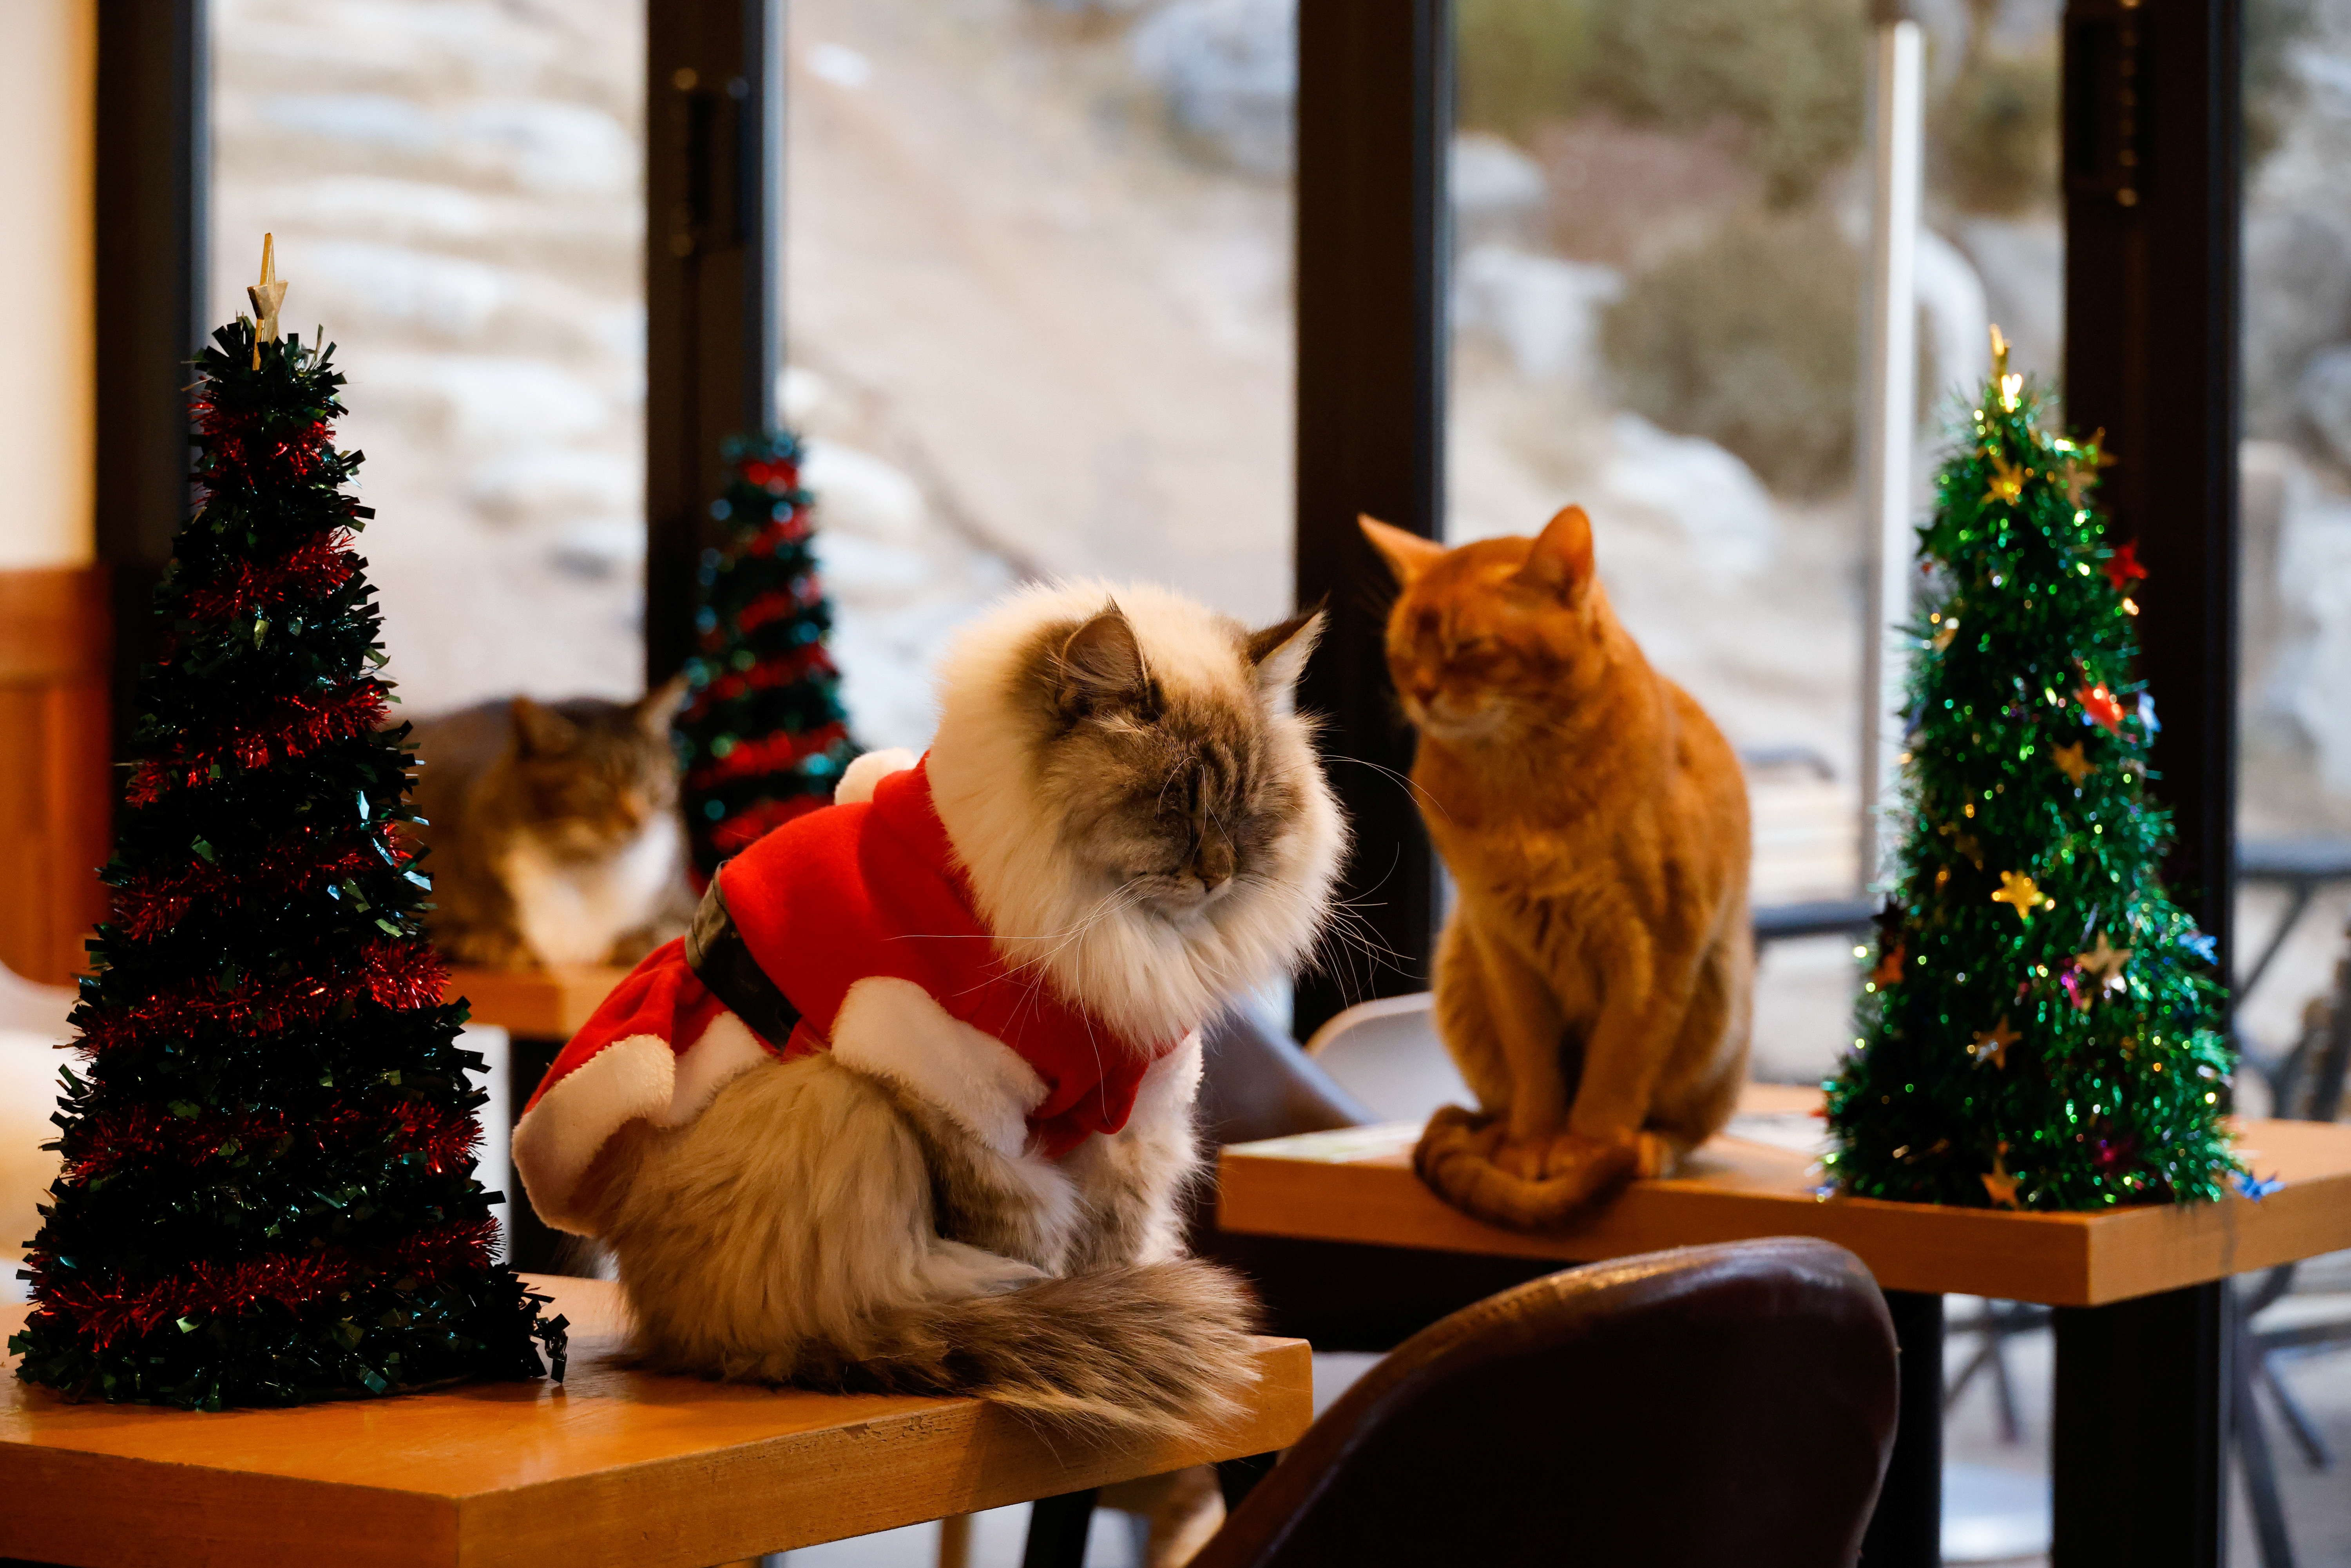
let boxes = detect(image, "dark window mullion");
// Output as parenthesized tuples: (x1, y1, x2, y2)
(1291, 0, 1452, 1040)
(645, 0, 782, 688)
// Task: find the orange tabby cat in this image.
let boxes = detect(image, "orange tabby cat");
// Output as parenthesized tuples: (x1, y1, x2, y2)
(1362, 505, 1753, 1228)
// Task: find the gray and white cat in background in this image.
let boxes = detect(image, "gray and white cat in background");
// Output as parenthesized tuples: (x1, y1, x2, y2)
(531, 582, 1345, 1438)
(405, 680, 694, 970)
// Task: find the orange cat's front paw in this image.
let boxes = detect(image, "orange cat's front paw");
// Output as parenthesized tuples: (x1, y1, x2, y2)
(1415, 1108, 1638, 1230)
(1493, 1132, 1554, 1181)
(1538, 1131, 1641, 1188)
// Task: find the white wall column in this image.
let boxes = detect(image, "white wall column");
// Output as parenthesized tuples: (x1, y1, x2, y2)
(0, 0, 97, 570)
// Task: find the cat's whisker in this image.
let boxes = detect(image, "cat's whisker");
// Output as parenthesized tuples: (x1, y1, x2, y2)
(1313, 899, 1415, 980)
(1325, 753, 1451, 820)
(999, 881, 1151, 985)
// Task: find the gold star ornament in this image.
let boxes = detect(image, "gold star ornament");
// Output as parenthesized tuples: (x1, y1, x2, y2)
(2053, 429, 2119, 507)
(1982, 1144, 2021, 1209)
(247, 233, 289, 368)
(1970, 1015, 2021, 1070)
(2075, 931, 2134, 996)
(1991, 871, 2046, 922)
(2050, 742, 2094, 784)
(1982, 447, 2031, 507)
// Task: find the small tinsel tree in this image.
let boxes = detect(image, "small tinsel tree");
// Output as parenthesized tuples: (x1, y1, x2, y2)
(1825, 333, 2241, 1211)
(673, 431, 857, 878)
(10, 244, 565, 1407)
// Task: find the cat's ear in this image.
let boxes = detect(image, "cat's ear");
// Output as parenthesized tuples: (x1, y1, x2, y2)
(1514, 504, 1595, 602)
(1055, 602, 1150, 718)
(1246, 604, 1324, 711)
(1358, 514, 1445, 584)
(636, 674, 690, 736)
(511, 696, 579, 757)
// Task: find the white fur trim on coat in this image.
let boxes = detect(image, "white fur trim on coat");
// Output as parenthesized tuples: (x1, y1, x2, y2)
(511, 1033, 672, 1236)
(829, 976, 1049, 1158)
(511, 1014, 773, 1235)
(657, 1010, 771, 1126)
(835, 747, 918, 806)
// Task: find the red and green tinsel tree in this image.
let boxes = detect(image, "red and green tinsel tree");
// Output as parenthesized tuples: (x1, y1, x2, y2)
(9, 252, 564, 1407)
(673, 431, 857, 877)
(1824, 337, 2241, 1211)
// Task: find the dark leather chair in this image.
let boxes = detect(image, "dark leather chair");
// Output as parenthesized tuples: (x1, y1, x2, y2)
(1190, 1237, 1899, 1568)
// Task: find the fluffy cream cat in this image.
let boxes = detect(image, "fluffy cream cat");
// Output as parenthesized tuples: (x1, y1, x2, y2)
(514, 582, 1344, 1437)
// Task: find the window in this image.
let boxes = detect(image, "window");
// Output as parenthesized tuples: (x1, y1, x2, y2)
(2236, 0, 2351, 1104)
(208, 0, 649, 714)
(1448, 0, 2064, 1083)
(782, 0, 1297, 749)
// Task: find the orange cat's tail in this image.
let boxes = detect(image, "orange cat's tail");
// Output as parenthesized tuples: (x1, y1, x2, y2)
(848, 1258, 1264, 1441)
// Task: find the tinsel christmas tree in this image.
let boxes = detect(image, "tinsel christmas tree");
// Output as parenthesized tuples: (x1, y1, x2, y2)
(10, 243, 565, 1407)
(1824, 333, 2240, 1211)
(673, 431, 857, 878)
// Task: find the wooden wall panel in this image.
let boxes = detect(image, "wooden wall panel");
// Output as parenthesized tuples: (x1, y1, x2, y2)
(0, 567, 112, 987)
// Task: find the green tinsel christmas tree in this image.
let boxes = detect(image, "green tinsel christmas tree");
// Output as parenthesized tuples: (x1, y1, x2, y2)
(10, 246, 565, 1407)
(1824, 334, 2241, 1211)
(674, 431, 857, 878)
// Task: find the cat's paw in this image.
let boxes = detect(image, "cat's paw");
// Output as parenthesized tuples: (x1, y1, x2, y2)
(1415, 1108, 1637, 1229)
(1535, 1130, 1641, 1191)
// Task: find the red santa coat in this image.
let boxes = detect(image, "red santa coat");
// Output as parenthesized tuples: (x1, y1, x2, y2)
(511, 755, 1186, 1234)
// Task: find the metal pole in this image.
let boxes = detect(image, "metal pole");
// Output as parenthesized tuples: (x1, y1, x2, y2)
(1858, 12, 1925, 893)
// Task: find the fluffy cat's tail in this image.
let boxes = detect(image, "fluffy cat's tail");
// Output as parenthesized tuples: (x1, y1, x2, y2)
(848, 1257, 1264, 1441)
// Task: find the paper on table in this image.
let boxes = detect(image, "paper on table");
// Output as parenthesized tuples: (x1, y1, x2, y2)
(1231, 1124, 1423, 1163)
(1722, 1110, 1833, 1158)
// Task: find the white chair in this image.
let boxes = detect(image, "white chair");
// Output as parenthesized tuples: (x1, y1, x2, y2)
(1300, 992, 1471, 1126)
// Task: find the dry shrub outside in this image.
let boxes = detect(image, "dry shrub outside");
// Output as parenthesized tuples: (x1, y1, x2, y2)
(1583, 0, 1866, 208)
(1535, 111, 1760, 269)
(1456, 0, 1596, 140)
(1457, 0, 1864, 208)
(1599, 210, 1860, 496)
(1931, 44, 2060, 216)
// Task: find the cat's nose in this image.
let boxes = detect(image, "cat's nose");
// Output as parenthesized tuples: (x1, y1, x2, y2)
(1192, 837, 1235, 893)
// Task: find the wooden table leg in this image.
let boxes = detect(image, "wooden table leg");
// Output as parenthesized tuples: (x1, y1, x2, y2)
(2052, 1282, 2227, 1567)
(1021, 1488, 1099, 1568)
(938, 1512, 975, 1568)
(1860, 1290, 1944, 1568)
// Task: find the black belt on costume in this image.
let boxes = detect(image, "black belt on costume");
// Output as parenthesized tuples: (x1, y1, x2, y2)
(683, 873, 804, 1047)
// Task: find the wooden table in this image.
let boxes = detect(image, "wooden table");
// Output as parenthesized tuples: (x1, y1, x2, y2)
(442, 967, 632, 1041)
(1218, 1084, 2351, 1568)
(1221, 1083, 2351, 1304)
(0, 1275, 1313, 1568)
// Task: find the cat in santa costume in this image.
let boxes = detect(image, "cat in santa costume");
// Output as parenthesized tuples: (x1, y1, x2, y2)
(513, 581, 1343, 1437)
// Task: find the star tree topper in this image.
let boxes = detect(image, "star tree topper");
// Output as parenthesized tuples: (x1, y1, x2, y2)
(247, 233, 288, 368)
